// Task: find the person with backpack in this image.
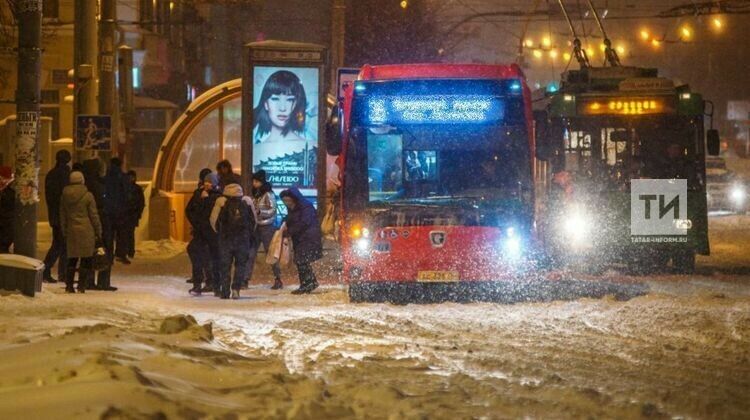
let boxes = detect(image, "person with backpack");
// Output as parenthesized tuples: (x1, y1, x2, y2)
(247, 170, 282, 289)
(279, 188, 322, 294)
(210, 182, 256, 299)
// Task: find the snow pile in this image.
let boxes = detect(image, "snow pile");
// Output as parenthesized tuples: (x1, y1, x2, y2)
(134, 239, 186, 260)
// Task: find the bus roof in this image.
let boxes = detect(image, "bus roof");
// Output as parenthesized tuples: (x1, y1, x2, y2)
(358, 64, 525, 81)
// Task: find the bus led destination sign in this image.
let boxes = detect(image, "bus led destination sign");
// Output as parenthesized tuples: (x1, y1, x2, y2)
(367, 95, 504, 125)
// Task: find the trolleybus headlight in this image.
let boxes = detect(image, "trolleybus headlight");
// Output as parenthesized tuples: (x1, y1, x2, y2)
(562, 210, 591, 245)
(730, 185, 746, 204)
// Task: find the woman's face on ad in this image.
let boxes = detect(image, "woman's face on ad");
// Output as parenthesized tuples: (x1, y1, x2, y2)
(265, 94, 296, 128)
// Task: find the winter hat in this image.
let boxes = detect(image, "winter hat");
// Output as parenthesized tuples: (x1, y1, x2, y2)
(55, 149, 72, 164)
(252, 170, 267, 183)
(199, 168, 212, 183)
(205, 172, 220, 187)
(69, 171, 85, 185)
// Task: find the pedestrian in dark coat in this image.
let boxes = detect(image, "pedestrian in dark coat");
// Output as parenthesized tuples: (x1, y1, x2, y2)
(216, 159, 241, 190)
(103, 158, 128, 265)
(186, 170, 221, 295)
(0, 166, 15, 253)
(247, 170, 282, 289)
(42, 150, 71, 282)
(82, 158, 116, 291)
(116, 170, 145, 260)
(280, 188, 322, 294)
(210, 182, 255, 299)
(60, 171, 102, 293)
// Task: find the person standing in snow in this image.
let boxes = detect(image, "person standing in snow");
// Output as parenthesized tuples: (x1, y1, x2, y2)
(247, 170, 282, 289)
(117, 170, 145, 261)
(0, 166, 15, 253)
(279, 188, 322, 294)
(42, 150, 71, 283)
(60, 171, 102, 293)
(210, 182, 256, 299)
(81, 158, 117, 291)
(186, 169, 221, 295)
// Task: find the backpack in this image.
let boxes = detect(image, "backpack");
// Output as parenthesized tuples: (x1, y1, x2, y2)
(218, 197, 253, 235)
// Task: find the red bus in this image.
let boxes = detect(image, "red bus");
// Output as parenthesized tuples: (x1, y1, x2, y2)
(330, 64, 536, 303)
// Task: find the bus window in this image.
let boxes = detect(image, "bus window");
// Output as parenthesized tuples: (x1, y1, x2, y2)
(367, 134, 403, 201)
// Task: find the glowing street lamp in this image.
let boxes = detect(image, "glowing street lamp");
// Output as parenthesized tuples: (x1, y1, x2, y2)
(563, 52, 572, 61)
(549, 49, 558, 59)
(533, 49, 543, 59)
(712, 17, 724, 30)
(640, 29, 650, 40)
(680, 25, 692, 40)
(524, 39, 534, 48)
(651, 39, 661, 48)
(542, 36, 552, 48)
(400, 0, 408, 9)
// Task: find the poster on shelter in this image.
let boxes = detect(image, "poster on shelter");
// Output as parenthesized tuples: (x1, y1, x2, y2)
(252, 66, 319, 194)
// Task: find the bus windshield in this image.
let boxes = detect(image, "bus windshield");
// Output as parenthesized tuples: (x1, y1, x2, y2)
(364, 126, 528, 205)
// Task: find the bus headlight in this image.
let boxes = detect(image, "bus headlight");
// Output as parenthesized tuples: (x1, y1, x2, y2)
(356, 238, 370, 251)
(730, 185, 746, 204)
(501, 227, 522, 260)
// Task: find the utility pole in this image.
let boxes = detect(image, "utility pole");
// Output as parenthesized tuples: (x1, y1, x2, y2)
(74, 0, 98, 162)
(13, 0, 43, 257)
(118, 44, 134, 166)
(99, 0, 117, 159)
(330, 0, 346, 94)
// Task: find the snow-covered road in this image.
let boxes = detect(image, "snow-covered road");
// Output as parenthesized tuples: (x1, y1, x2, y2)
(0, 215, 748, 418)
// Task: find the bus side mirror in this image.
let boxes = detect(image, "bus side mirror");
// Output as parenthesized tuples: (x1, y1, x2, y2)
(706, 129, 720, 156)
(325, 104, 343, 156)
(533, 110, 552, 161)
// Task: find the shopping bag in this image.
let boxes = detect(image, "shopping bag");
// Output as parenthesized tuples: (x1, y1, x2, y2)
(321, 202, 336, 236)
(91, 246, 111, 272)
(278, 236, 293, 267)
(266, 228, 283, 265)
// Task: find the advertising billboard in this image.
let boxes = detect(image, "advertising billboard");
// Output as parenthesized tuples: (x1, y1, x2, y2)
(252, 66, 319, 193)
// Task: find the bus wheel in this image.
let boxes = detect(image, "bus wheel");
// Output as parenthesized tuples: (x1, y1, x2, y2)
(672, 251, 696, 274)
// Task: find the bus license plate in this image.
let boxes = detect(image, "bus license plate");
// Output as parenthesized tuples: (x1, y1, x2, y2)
(417, 271, 459, 282)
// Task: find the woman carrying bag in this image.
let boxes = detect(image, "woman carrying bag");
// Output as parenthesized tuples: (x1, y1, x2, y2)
(60, 171, 102, 293)
(279, 188, 322, 294)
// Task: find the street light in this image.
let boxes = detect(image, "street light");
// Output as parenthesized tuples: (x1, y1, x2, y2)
(680, 25, 692, 40)
(400, 0, 408, 9)
(524, 39, 534, 48)
(549, 49, 558, 59)
(640, 29, 650, 40)
(563, 52, 572, 61)
(651, 39, 661, 48)
(542, 36, 551, 48)
(712, 17, 724, 30)
(533, 49, 543, 59)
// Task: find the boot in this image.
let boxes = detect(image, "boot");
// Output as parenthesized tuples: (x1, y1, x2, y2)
(271, 278, 283, 290)
(231, 289, 240, 300)
(189, 286, 202, 296)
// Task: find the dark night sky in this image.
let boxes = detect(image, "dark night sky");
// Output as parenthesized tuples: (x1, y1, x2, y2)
(429, 0, 750, 126)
